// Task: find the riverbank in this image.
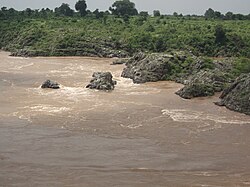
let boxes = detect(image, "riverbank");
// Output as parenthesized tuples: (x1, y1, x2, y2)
(120, 52, 250, 115)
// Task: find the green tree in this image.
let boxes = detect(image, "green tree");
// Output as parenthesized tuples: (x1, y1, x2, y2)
(205, 8, 215, 19)
(215, 24, 227, 44)
(75, 0, 87, 17)
(93, 9, 104, 19)
(173, 12, 178, 17)
(225, 12, 233, 20)
(214, 11, 222, 19)
(25, 8, 33, 17)
(153, 10, 161, 17)
(109, 0, 138, 17)
(139, 11, 149, 17)
(55, 3, 74, 17)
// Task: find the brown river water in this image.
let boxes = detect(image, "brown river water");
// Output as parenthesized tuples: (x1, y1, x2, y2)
(0, 51, 250, 187)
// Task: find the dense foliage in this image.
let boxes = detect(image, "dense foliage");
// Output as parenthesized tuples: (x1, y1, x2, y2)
(0, 2, 250, 58)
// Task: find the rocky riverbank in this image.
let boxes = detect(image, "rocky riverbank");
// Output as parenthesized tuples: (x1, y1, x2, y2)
(121, 52, 249, 115)
(10, 47, 129, 58)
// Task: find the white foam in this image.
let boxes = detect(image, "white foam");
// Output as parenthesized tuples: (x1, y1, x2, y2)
(10, 63, 34, 70)
(162, 109, 250, 125)
(120, 123, 143, 129)
(28, 86, 93, 102)
(21, 105, 71, 113)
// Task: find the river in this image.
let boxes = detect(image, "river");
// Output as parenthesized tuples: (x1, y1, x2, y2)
(0, 51, 250, 187)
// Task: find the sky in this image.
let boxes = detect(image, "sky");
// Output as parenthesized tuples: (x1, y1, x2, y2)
(1, 0, 250, 15)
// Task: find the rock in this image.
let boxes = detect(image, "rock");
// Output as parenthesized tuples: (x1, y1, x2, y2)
(11, 49, 31, 57)
(111, 58, 129, 65)
(215, 73, 250, 115)
(86, 72, 117, 90)
(41, 80, 60, 89)
(121, 53, 172, 83)
(176, 83, 215, 99)
(175, 67, 231, 99)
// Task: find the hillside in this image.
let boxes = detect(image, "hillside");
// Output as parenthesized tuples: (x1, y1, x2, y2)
(0, 15, 250, 57)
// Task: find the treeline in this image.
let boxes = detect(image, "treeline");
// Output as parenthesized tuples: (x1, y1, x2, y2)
(0, 0, 250, 20)
(204, 8, 250, 20)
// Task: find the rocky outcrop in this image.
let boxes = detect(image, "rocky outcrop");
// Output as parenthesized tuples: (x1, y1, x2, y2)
(121, 53, 174, 83)
(10, 42, 129, 58)
(86, 72, 117, 90)
(215, 73, 250, 115)
(41, 80, 60, 89)
(121, 52, 232, 99)
(176, 83, 215, 99)
(176, 69, 230, 99)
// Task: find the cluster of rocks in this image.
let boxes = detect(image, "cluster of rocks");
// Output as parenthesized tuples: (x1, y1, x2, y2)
(86, 72, 117, 90)
(121, 52, 249, 115)
(10, 39, 129, 58)
(215, 73, 250, 115)
(121, 53, 173, 83)
(41, 80, 60, 89)
(41, 72, 117, 91)
(176, 69, 230, 99)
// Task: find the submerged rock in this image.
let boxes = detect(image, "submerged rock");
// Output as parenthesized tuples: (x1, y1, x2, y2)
(215, 73, 250, 115)
(41, 80, 60, 89)
(121, 53, 173, 83)
(86, 72, 117, 90)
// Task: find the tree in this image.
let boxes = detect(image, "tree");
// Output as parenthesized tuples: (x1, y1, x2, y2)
(109, 0, 138, 17)
(153, 10, 161, 17)
(25, 8, 33, 17)
(204, 8, 215, 19)
(139, 11, 148, 18)
(225, 12, 233, 20)
(215, 24, 227, 44)
(93, 9, 104, 19)
(173, 12, 178, 17)
(214, 11, 222, 19)
(55, 3, 74, 17)
(75, 0, 87, 17)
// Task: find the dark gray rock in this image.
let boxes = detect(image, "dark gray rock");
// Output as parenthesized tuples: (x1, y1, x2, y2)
(111, 58, 129, 65)
(215, 73, 250, 115)
(41, 80, 60, 89)
(175, 70, 229, 99)
(121, 53, 173, 83)
(86, 72, 117, 90)
(176, 83, 215, 99)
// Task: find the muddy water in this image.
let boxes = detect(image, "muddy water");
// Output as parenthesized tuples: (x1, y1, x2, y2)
(0, 51, 250, 187)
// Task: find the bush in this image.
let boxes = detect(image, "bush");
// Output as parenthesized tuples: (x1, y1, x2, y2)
(233, 58, 250, 75)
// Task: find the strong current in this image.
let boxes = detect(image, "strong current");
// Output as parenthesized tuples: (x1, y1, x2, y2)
(0, 51, 250, 186)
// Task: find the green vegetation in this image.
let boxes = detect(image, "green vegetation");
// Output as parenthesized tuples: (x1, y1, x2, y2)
(0, 1, 250, 58)
(232, 58, 250, 75)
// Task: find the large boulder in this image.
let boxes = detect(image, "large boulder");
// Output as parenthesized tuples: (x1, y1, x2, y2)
(176, 69, 230, 99)
(121, 53, 173, 83)
(41, 80, 60, 89)
(176, 83, 215, 99)
(215, 73, 250, 115)
(86, 72, 117, 90)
